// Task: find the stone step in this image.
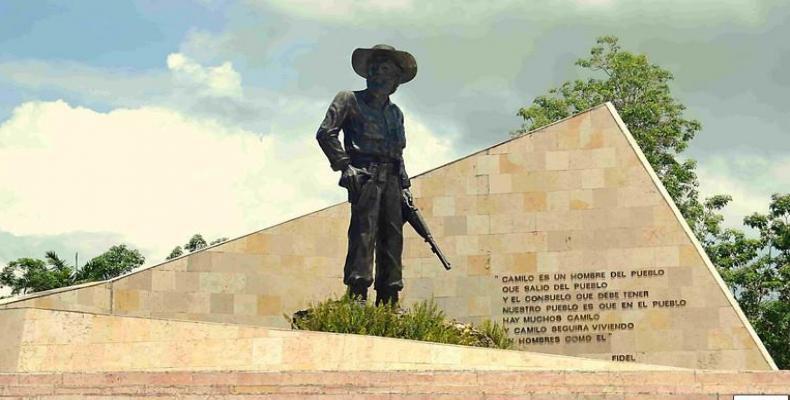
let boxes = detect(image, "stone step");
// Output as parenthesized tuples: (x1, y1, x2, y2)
(1, 370, 788, 399)
(1, 308, 679, 373)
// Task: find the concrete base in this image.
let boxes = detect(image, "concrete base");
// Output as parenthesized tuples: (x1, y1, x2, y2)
(1, 370, 789, 399)
(1, 307, 788, 398)
(1, 307, 675, 373)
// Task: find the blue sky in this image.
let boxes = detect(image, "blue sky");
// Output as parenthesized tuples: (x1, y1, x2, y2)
(0, 0, 788, 294)
(0, 1, 224, 67)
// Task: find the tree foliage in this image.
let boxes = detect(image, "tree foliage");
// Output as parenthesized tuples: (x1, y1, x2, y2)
(167, 233, 228, 260)
(0, 245, 144, 296)
(210, 237, 229, 245)
(706, 193, 789, 368)
(166, 246, 184, 260)
(74, 245, 145, 282)
(0, 254, 74, 295)
(184, 234, 208, 253)
(514, 35, 705, 230)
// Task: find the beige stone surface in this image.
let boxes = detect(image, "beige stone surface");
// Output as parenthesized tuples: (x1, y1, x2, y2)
(1, 308, 680, 373)
(0, 103, 775, 371)
(0, 308, 25, 372)
(0, 282, 110, 314)
(2, 370, 789, 400)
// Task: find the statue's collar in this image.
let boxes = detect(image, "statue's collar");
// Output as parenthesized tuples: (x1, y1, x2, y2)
(356, 90, 391, 111)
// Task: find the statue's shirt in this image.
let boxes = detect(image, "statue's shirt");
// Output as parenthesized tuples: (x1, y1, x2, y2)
(316, 90, 406, 172)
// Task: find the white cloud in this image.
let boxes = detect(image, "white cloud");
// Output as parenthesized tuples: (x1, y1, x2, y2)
(167, 53, 243, 98)
(697, 154, 790, 229)
(0, 100, 329, 262)
(402, 112, 457, 176)
(0, 54, 245, 109)
(0, 98, 459, 265)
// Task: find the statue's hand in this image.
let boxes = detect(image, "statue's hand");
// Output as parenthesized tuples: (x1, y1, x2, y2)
(341, 165, 370, 203)
(402, 188, 413, 205)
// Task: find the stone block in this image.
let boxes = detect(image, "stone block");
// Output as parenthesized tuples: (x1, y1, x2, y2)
(557, 127, 580, 150)
(151, 270, 176, 292)
(433, 196, 455, 216)
(113, 290, 140, 313)
(466, 215, 490, 235)
(210, 294, 234, 314)
(475, 154, 500, 175)
(513, 252, 537, 274)
(468, 254, 491, 276)
(443, 215, 466, 236)
(234, 294, 258, 316)
(489, 173, 512, 194)
(570, 189, 594, 210)
(199, 272, 246, 294)
(530, 129, 558, 151)
(581, 168, 606, 189)
(257, 296, 282, 316)
(590, 148, 617, 168)
(592, 188, 619, 209)
(547, 190, 570, 211)
(618, 186, 661, 208)
(545, 151, 570, 171)
(465, 175, 489, 195)
(499, 153, 522, 173)
(523, 192, 547, 212)
(536, 211, 582, 231)
(467, 296, 491, 316)
(581, 127, 606, 149)
(653, 246, 679, 268)
(114, 271, 152, 291)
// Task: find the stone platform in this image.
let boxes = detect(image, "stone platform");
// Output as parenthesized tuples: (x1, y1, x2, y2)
(1, 308, 672, 373)
(1, 370, 789, 399)
(1, 308, 788, 399)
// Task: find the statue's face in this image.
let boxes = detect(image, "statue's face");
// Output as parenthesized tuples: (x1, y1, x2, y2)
(366, 57, 401, 95)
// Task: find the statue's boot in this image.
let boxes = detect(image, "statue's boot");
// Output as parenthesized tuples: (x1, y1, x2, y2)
(375, 289, 399, 307)
(348, 283, 368, 304)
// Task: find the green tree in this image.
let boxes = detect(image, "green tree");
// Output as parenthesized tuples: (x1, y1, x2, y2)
(166, 246, 184, 260)
(706, 193, 789, 369)
(184, 234, 208, 253)
(0, 251, 74, 295)
(1, 244, 146, 296)
(210, 237, 229, 245)
(75, 245, 145, 282)
(513, 35, 706, 233)
(165, 234, 228, 261)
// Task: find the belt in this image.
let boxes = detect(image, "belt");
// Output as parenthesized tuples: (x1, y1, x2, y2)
(351, 153, 400, 163)
(350, 154, 401, 169)
(350, 155, 401, 182)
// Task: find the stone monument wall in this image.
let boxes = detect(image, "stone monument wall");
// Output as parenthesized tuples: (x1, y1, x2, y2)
(0, 103, 775, 370)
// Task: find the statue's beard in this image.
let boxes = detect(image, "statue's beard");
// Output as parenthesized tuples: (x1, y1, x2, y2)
(366, 77, 398, 95)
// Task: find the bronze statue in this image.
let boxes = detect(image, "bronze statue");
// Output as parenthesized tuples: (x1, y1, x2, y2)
(316, 44, 418, 306)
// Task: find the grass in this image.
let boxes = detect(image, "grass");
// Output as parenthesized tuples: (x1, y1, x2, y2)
(288, 295, 514, 350)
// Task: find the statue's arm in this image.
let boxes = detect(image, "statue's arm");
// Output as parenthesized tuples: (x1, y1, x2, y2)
(316, 91, 352, 171)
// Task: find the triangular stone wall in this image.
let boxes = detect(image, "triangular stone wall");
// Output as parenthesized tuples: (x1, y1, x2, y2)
(0, 103, 776, 370)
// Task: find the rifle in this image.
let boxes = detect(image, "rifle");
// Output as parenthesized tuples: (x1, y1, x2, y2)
(401, 189, 452, 270)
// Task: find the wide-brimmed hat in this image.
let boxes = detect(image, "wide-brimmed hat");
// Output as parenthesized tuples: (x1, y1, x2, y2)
(352, 44, 417, 84)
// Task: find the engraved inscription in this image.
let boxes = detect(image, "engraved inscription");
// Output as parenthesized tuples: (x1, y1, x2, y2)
(497, 268, 687, 362)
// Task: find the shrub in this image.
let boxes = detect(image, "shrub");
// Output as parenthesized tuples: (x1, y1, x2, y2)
(289, 295, 514, 350)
